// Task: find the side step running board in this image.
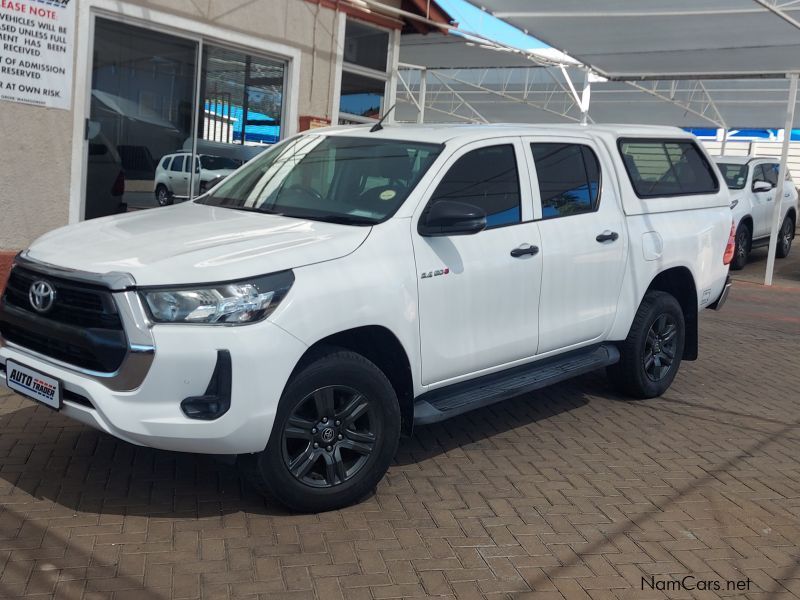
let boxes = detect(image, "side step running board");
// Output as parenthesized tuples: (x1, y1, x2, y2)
(413, 344, 619, 426)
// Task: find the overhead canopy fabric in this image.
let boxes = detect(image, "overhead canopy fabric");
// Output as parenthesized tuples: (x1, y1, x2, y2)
(400, 33, 543, 69)
(397, 34, 800, 129)
(465, 0, 800, 80)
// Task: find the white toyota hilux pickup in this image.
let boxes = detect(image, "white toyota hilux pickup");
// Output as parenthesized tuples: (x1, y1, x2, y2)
(714, 156, 798, 270)
(1, 124, 733, 511)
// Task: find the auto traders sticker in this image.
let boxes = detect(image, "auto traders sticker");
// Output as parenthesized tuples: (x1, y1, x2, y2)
(0, 0, 74, 110)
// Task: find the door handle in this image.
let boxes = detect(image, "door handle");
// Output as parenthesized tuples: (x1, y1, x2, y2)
(767, 197, 773, 201)
(510, 244, 539, 257)
(596, 231, 619, 243)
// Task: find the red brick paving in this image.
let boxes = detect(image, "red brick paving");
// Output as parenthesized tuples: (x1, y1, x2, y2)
(1, 254, 800, 599)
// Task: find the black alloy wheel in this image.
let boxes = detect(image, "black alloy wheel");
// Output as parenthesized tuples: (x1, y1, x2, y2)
(643, 314, 678, 382)
(281, 385, 379, 488)
(777, 217, 794, 258)
(245, 348, 400, 512)
(735, 227, 750, 266)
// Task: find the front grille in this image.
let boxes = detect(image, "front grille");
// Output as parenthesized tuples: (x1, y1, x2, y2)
(0, 267, 128, 373)
(4, 268, 119, 329)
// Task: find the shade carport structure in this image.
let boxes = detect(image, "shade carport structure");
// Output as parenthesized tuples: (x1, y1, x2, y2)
(444, 0, 800, 284)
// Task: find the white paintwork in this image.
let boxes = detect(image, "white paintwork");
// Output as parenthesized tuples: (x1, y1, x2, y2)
(714, 155, 799, 244)
(2, 123, 733, 454)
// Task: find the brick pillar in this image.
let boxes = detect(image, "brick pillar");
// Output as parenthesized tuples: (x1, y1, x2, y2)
(0, 251, 17, 294)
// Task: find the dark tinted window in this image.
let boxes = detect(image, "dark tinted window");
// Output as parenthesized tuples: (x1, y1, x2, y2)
(763, 163, 780, 186)
(170, 156, 184, 172)
(343, 20, 389, 72)
(531, 143, 601, 218)
(430, 145, 521, 228)
(717, 163, 748, 190)
(160, 156, 172, 169)
(619, 140, 718, 197)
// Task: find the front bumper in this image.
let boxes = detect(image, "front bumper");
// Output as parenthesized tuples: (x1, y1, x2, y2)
(708, 275, 732, 311)
(0, 320, 307, 454)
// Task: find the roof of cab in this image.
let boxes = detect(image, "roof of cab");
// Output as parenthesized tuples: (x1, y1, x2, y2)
(310, 123, 691, 145)
(714, 155, 775, 165)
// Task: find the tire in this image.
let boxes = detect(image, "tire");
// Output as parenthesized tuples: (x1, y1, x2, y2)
(607, 291, 685, 399)
(247, 349, 400, 512)
(731, 222, 751, 271)
(155, 185, 172, 207)
(776, 216, 795, 259)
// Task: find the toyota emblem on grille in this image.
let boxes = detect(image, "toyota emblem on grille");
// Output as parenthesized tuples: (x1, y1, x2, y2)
(29, 280, 56, 313)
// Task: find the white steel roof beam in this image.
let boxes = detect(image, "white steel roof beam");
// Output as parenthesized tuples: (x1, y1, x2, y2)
(430, 72, 490, 123)
(624, 81, 726, 128)
(433, 70, 584, 122)
(753, 0, 800, 30)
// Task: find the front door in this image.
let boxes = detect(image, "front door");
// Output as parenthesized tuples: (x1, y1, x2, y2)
(751, 163, 776, 239)
(522, 136, 627, 355)
(412, 139, 543, 386)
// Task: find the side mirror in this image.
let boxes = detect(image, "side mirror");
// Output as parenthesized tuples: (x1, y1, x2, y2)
(753, 180, 773, 193)
(418, 200, 487, 237)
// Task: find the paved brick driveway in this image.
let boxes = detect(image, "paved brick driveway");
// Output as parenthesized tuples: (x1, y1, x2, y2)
(1, 251, 800, 599)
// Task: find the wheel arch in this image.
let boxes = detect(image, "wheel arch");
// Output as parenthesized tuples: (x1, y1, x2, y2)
(738, 214, 754, 234)
(291, 326, 415, 437)
(786, 207, 797, 237)
(646, 267, 698, 361)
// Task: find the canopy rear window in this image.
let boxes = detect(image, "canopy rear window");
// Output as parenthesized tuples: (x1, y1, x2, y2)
(619, 139, 719, 198)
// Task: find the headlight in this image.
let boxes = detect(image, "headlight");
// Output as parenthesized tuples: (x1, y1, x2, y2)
(141, 271, 294, 324)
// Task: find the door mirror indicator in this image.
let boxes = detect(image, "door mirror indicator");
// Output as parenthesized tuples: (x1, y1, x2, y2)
(753, 180, 773, 193)
(418, 200, 487, 237)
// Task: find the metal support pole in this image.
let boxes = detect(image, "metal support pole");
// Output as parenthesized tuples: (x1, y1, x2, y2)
(418, 68, 427, 124)
(720, 129, 728, 154)
(764, 73, 798, 286)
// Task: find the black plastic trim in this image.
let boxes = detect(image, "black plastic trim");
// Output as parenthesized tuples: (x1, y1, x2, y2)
(413, 344, 620, 426)
(181, 350, 232, 421)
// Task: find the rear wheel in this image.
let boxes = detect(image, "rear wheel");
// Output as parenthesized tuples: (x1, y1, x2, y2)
(608, 291, 685, 399)
(247, 349, 400, 512)
(731, 222, 751, 270)
(776, 216, 794, 259)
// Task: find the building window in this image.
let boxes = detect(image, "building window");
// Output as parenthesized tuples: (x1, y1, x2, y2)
(200, 45, 285, 146)
(338, 19, 392, 124)
(84, 18, 288, 220)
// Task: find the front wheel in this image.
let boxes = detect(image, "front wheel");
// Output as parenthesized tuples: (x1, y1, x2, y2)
(155, 185, 172, 207)
(776, 216, 795, 259)
(248, 349, 400, 512)
(731, 222, 751, 271)
(607, 291, 685, 399)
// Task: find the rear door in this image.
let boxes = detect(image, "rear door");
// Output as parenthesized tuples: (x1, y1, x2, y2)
(522, 136, 627, 355)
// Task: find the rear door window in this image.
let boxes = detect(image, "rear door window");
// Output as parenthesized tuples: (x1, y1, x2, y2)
(170, 156, 185, 172)
(529, 143, 601, 219)
(619, 139, 718, 198)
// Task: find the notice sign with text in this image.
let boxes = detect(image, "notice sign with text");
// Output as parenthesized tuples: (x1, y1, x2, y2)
(0, 0, 75, 110)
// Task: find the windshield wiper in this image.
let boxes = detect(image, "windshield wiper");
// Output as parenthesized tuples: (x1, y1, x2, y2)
(197, 198, 283, 215)
(301, 214, 376, 226)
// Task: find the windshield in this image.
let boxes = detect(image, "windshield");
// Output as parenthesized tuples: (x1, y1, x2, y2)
(717, 163, 748, 190)
(197, 135, 443, 225)
(200, 155, 241, 171)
